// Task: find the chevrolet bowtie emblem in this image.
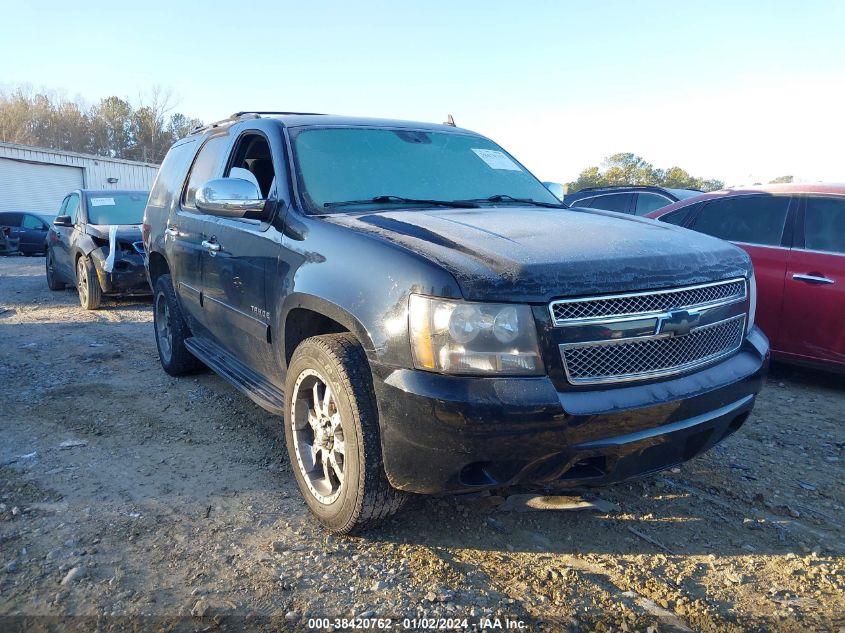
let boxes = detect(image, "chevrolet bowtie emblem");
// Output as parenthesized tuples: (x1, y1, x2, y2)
(656, 309, 701, 337)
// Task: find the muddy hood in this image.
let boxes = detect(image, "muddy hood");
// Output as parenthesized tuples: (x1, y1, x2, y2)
(327, 207, 752, 302)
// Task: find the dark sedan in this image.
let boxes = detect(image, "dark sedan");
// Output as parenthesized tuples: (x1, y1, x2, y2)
(46, 190, 151, 309)
(0, 212, 53, 255)
(564, 185, 703, 215)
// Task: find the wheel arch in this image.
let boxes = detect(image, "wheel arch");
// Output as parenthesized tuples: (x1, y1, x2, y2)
(147, 250, 170, 288)
(279, 293, 376, 370)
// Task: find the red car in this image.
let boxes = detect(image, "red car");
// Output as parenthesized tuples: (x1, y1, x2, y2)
(646, 184, 845, 371)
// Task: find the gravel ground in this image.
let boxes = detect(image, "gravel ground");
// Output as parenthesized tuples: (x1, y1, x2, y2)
(1, 256, 843, 632)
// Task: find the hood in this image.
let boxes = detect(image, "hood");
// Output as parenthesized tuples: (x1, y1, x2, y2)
(85, 224, 143, 243)
(325, 207, 751, 302)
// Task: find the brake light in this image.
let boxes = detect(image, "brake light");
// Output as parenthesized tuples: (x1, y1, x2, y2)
(141, 222, 150, 245)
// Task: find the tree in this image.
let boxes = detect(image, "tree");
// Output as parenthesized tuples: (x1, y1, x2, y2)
(769, 175, 794, 184)
(568, 153, 724, 192)
(0, 85, 203, 163)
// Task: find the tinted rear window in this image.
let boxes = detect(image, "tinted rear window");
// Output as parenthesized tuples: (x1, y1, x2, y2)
(587, 193, 631, 213)
(804, 196, 845, 254)
(690, 195, 790, 246)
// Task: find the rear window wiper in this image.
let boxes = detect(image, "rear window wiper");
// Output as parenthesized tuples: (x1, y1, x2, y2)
(324, 195, 480, 209)
(458, 194, 566, 209)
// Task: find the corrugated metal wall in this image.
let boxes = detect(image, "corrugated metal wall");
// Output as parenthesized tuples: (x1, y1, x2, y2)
(0, 142, 160, 190)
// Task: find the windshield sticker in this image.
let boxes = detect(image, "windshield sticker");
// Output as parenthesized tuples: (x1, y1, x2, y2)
(90, 197, 116, 207)
(471, 149, 522, 171)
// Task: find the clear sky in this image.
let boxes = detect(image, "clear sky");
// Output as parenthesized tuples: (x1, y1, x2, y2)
(3, 0, 844, 185)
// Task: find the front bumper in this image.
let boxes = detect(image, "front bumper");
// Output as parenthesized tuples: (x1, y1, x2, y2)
(91, 249, 151, 294)
(373, 326, 770, 494)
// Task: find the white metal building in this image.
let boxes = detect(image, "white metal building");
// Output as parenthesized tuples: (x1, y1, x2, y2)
(0, 142, 160, 214)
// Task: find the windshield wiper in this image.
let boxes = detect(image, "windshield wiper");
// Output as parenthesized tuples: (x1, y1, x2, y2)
(459, 194, 566, 208)
(324, 195, 479, 209)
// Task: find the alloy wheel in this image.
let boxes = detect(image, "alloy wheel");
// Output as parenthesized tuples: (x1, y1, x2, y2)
(77, 258, 88, 305)
(291, 369, 346, 504)
(155, 293, 173, 363)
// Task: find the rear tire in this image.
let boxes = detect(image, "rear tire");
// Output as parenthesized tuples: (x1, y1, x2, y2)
(76, 255, 101, 310)
(153, 274, 202, 376)
(45, 250, 65, 290)
(284, 333, 406, 534)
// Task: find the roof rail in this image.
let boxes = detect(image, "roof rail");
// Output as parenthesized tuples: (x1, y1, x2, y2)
(190, 111, 326, 135)
(573, 185, 703, 193)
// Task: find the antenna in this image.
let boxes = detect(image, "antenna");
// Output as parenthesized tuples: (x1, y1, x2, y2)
(444, 114, 456, 127)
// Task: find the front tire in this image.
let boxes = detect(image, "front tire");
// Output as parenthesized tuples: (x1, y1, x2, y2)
(153, 274, 202, 376)
(284, 333, 406, 534)
(76, 254, 101, 310)
(45, 250, 65, 290)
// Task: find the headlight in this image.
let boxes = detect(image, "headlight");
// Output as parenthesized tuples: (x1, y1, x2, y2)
(409, 294, 543, 375)
(747, 271, 757, 333)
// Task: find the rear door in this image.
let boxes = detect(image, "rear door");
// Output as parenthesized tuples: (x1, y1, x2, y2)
(173, 134, 230, 333)
(779, 195, 845, 366)
(0, 213, 23, 249)
(686, 194, 794, 348)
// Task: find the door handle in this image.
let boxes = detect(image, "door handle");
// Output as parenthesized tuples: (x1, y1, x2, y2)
(793, 273, 834, 285)
(165, 226, 178, 237)
(201, 239, 221, 252)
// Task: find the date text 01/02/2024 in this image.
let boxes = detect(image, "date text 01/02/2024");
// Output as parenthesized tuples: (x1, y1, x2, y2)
(306, 617, 528, 630)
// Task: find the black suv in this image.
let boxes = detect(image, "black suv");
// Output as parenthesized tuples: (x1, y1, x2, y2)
(143, 112, 769, 533)
(564, 185, 702, 215)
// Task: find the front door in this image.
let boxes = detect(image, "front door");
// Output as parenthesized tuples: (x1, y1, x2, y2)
(779, 195, 845, 366)
(200, 130, 281, 379)
(51, 194, 81, 278)
(685, 194, 794, 349)
(21, 214, 49, 253)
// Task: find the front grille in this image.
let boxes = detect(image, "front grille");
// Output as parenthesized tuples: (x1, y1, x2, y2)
(551, 278, 746, 324)
(561, 315, 745, 385)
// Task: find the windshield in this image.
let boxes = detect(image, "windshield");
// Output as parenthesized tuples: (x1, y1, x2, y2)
(85, 192, 148, 225)
(291, 127, 560, 212)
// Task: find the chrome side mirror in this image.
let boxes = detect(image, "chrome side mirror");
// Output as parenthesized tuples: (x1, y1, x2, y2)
(542, 181, 565, 201)
(196, 178, 267, 219)
(54, 215, 72, 227)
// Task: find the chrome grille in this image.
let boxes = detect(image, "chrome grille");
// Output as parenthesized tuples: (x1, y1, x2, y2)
(551, 278, 746, 324)
(561, 315, 745, 385)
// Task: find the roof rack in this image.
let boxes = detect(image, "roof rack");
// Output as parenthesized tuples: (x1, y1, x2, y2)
(190, 111, 326, 135)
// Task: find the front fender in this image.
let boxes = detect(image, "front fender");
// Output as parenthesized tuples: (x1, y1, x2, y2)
(270, 216, 462, 372)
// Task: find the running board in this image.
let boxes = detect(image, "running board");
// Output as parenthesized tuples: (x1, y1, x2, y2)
(184, 337, 285, 415)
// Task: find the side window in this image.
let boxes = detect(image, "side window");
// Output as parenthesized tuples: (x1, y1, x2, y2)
(635, 193, 671, 215)
(22, 215, 45, 230)
(804, 196, 845, 255)
(65, 195, 81, 224)
(659, 202, 702, 226)
(589, 193, 631, 213)
(691, 195, 790, 246)
(224, 132, 276, 198)
(573, 196, 594, 208)
(182, 135, 229, 209)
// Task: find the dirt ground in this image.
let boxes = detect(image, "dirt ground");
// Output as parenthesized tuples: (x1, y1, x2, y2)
(0, 256, 843, 633)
